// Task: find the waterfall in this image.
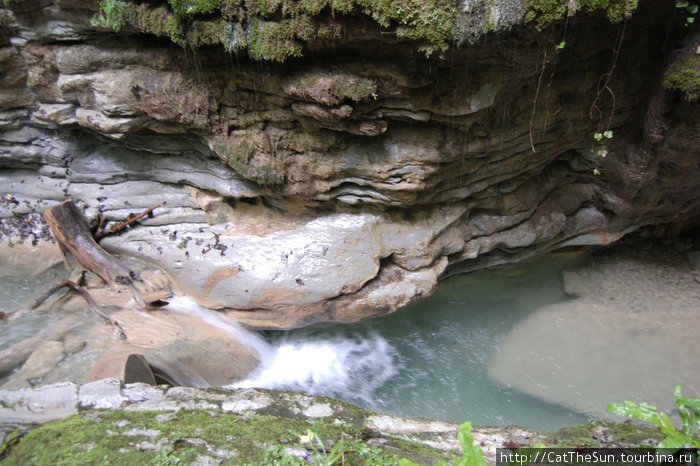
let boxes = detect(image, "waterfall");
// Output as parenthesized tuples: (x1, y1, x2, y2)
(164, 295, 399, 407)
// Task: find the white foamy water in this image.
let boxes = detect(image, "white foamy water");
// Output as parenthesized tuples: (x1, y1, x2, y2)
(163, 295, 273, 360)
(164, 295, 400, 407)
(232, 330, 399, 407)
(5, 242, 694, 431)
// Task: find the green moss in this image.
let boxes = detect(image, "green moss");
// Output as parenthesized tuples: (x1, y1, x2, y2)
(356, 0, 456, 55)
(546, 420, 665, 447)
(248, 18, 302, 62)
(662, 54, 700, 102)
(215, 144, 284, 186)
(92, 0, 132, 32)
(222, 21, 246, 53)
(1, 408, 451, 465)
(1, 409, 309, 465)
(525, 0, 638, 28)
(168, 0, 221, 17)
(165, 15, 185, 44)
(88, 0, 457, 60)
(130, 4, 184, 44)
(290, 72, 377, 105)
(187, 18, 228, 47)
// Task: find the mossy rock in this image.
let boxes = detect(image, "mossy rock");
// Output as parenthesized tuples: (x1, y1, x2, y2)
(663, 53, 700, 102)
(546, 420, 665, 448)
(0, 408, 452, 465)
(524, 0, 639, 28)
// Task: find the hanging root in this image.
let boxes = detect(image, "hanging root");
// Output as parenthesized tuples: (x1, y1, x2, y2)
(31, 279, 127, 340)
(529, 49, 547, 153)
(589, 19, 626, 128)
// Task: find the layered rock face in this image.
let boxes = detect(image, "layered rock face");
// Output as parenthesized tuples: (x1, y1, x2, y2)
(1, 0, 698, 328)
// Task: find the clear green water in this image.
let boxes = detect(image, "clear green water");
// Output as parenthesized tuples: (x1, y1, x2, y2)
(0, 265, 70, 351)
(251, 253, 590, 431)
(2, 256, 588, 430)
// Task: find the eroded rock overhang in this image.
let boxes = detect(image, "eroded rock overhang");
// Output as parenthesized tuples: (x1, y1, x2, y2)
(1, 0, 698, 328)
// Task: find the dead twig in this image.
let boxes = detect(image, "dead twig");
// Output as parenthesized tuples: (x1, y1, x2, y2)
(95, 201, 167, 239)
(31, 279, 126, 340)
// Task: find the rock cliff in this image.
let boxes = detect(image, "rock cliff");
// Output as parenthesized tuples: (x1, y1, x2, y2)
(1, 0, 698, 328)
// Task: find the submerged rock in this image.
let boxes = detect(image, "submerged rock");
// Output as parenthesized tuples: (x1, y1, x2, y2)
(489, 242, 700, 417)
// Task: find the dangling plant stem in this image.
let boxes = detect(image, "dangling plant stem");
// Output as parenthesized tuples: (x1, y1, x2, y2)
(590, 19, 627, 130)
(530, 48, 547, 153)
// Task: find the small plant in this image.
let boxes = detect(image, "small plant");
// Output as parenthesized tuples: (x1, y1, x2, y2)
(676, 1, 698, 25)
(299, 427, 398, 465)
(590, 130, 613, 175)
(260, 445, 307, 465)
(400, 422, 487, 466)
(151, 436, 189, 465)
(0, 429, 21, 457)
(608, 384, 700, 448)
(454, 422, 487, 466)
(593, 130, 613, 143)
(91, 0, 131, 32)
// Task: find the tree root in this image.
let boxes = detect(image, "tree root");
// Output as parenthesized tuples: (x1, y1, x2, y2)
(31, 279, 127, 340)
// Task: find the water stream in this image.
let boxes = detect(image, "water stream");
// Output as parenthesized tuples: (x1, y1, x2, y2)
(1, 245, 698, 432)
(231, 252, 589, 431)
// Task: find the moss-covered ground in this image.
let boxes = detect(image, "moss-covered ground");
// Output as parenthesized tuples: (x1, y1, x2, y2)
(0, 408, 452, 465)
(0, 406, 673, 465)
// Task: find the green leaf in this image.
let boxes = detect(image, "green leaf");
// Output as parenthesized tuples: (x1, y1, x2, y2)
(608, 400, 699, 448)
(609, 387, 700, 450)
(689, 5, 698, 13)
(593, 168, 601, 176)
(687, 16, 695, 23)
(593, 132, 603, 142)
(556, 41, 566, 49)
(603, 130, 613, 139)
(677, 1, 690, 7)
(608, 401, 665, 427)
(674, 384, 700, 434)
(455, 422, 487, 466)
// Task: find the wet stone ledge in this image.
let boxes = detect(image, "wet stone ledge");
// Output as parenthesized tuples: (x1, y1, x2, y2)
(0, 379, 666, 465)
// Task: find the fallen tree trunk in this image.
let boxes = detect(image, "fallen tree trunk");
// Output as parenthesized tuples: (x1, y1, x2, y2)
(43, 201, 141, 289)
(43, 200, 145, 307)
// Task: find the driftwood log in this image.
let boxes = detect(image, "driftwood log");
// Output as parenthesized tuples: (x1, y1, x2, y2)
(43, 200, 143, 293)
(40, 200, 172, 310)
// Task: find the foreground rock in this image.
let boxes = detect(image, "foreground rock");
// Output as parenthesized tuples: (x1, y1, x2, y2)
(1, 0, 699, 328)
(0, 379, 664, 464)
(489, 242, 700, 417)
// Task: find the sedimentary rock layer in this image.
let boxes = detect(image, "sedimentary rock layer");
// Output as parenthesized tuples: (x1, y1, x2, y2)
(1, 0, 698, 328)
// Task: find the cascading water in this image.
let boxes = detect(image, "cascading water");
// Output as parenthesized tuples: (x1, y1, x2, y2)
(2, 243, 697, 432)
(163, 296, 400, 409)
(156, 256, 592, 430)
(232, 329, 399, 408)
(164, 295, 273, 361)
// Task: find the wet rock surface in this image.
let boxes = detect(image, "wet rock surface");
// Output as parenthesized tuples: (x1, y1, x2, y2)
(0, 0, 699, 328)
(0, 379, 663, 464)
(489, 242, 700, 417)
